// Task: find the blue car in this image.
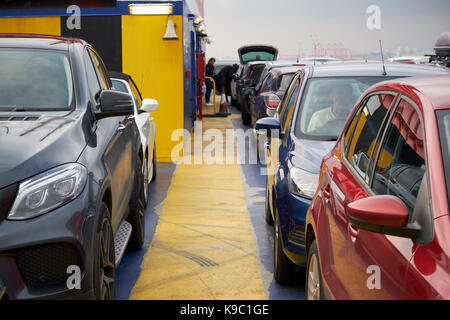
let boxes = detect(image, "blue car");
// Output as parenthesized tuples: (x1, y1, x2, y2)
(256, 62, 450, 284)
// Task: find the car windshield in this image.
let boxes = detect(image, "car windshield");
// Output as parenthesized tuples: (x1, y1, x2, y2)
(242, 51, 275, 63)
(438, 110, 450, 212)
(295, 77, 391, 140)
(0, 49, 73, 110)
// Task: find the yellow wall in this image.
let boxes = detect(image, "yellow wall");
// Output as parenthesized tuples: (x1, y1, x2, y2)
(0, 15, 184, 161)
(122, 15, 184, 162)
(0, 17, 60, 35)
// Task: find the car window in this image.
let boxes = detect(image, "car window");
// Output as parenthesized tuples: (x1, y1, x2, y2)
(295, 77, 393, 140)
(248, 64, 266, 87)
(88, 49, 110, 90)
(372, 99, 425, 212)
(346, 94, 395, 182)
(111, 79, 127, 93)
(241, 51, 275, 63)
(260, 74, 271, 92)
(437, 110, 450, 211)
(0, 49, 73, 110)
(84, 50, 102, 104)
(279, 77, 300, 132)
(129, 81, 142, 107)
(278, 73, 295, 92)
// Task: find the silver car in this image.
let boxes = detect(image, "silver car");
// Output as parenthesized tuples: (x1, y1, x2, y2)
(109, 72, 158, 205)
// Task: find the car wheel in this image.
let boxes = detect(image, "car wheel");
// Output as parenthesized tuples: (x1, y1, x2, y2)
(264, 179, 274, 225)
(142, 154, 149, 208)
(128, 157, 146, 250)
(306, 240, 324, 300)
(93, 203, 116, 300)
(274, 208, 296, 284)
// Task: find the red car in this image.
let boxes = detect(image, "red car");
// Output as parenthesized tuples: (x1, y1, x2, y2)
(305, 75, 450, 300)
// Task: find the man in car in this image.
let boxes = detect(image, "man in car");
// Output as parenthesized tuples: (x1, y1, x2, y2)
(308, 83, 354, 133)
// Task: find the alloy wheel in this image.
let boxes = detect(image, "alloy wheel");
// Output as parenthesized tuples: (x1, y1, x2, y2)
(307, 253, 321, 300)
(142, 155, 149, 205)
(98, 217, 115, 300)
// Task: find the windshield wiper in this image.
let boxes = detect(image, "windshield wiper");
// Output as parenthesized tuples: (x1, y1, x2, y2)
(0, 107, 28, 111)
(0, 107, 69, 112)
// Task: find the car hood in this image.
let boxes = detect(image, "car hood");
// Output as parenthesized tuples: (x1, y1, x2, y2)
(290, 138, 337, 173)
(0, 110, 90, 189)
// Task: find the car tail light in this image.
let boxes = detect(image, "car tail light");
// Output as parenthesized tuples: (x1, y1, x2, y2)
(263, 93, 281, 110)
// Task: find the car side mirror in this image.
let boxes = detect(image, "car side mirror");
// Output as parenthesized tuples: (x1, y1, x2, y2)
(255, 117, 283, 138)
(96, 90, 134, 120)
(141, 98, 159, 113)
(347, 195, 420, 240)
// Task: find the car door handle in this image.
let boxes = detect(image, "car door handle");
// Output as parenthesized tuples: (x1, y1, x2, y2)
(348, 222, 359, 238)
(117, 123, 126, 132)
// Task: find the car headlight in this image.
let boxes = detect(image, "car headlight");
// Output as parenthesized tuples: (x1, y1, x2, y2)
(8, 163, 88, 220)
(288, 167, 319, 199)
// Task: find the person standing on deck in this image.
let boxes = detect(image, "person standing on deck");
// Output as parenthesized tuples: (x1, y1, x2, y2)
(205, 57, 215, 106)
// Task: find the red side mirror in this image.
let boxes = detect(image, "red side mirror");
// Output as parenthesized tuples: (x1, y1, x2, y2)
(347, 195, 419, 239)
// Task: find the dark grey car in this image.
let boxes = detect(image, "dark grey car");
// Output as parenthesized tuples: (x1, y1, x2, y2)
(0, 35, 146, 300)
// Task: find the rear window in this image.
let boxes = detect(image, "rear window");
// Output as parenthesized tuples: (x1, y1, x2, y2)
(242, 51, 275, 63)
(0, 49, 73, 110)
(437, 110, 450, 212)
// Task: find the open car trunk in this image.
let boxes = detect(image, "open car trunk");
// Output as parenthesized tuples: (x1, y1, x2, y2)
(238, 45, 278, 64)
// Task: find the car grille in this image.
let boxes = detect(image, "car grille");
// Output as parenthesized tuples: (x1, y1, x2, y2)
(15, 243, 82, 288)
(288, 226, 305, 248)
(0, 184, 18, 224)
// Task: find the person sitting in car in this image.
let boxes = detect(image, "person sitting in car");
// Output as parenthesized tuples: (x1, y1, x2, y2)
(308, 83, 353, 133)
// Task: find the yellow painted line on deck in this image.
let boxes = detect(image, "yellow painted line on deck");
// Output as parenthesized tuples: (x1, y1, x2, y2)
(131, 113, 266, 300)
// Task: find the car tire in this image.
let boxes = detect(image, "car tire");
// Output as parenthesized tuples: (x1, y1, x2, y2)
(150, 144, 157, 182)
(93, 203, 116, 300)
(128, 157, 146, 250)
(142, 153, 149, 208)
(274, 208, 296, 284)
(306, 240, 324, 300)
(264, 179, 274, 225)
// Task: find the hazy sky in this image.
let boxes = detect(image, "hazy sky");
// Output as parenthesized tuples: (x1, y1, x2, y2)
(204, 0, 450, 59)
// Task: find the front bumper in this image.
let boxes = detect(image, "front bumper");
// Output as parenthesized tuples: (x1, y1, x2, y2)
(278, 191, 311, 266)
(0, 182, 98, 300)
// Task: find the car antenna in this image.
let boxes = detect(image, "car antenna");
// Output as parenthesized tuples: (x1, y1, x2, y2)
(297, 42, 301, 63)
(379, 40, 387, 75)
